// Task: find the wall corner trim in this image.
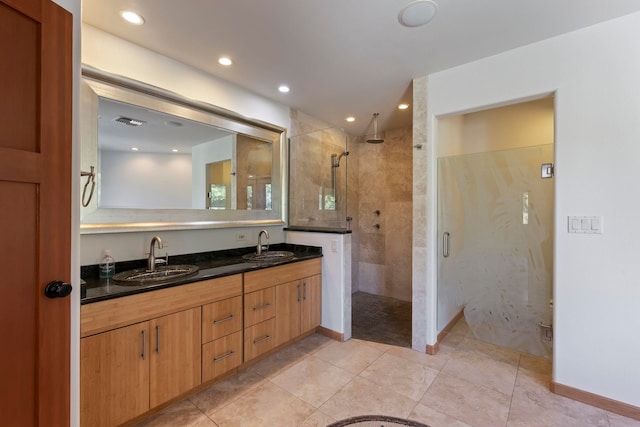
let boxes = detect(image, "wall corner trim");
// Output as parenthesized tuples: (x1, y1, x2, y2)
(551, 381, 640, 421)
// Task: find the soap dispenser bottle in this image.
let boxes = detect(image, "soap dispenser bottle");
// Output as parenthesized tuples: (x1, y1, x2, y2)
(99, 250, 115, 279)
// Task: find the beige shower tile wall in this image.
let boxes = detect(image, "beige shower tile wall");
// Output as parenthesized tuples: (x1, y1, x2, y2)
(289, 109, 361, 291)
(357, 126, 413, 301)
(289, 109, 354, 226)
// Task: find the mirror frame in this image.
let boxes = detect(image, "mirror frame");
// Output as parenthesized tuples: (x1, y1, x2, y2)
(80, 66, 287, 234)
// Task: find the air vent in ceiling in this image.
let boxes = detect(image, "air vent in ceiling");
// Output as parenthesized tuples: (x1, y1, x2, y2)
(114, 116, 145, 126)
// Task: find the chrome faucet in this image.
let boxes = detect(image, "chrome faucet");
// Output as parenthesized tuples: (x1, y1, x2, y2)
(148, 236, 165, 271)
(257, 229, 269, 255)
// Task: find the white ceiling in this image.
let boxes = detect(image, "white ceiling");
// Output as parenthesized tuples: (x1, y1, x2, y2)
(82, 0, 640, 135)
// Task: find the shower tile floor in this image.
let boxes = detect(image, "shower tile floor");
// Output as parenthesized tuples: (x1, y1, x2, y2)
(351, 291, 412, 348)
(135, 316, 640, 427)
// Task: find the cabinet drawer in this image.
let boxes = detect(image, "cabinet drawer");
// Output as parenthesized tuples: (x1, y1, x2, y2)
(202, 296, 242, 344)
(244, 258, 322, 293)
(244, 288, 275, 327)
(244, 318, 276, 362)
(202, 331, 243, 383)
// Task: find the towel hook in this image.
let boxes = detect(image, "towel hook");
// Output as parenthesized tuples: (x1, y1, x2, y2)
(81, 166, 96, 207)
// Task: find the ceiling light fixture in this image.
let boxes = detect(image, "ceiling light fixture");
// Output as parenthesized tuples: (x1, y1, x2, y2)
(346, 117, 356, 122)
(171, 149, 179, 153)
(398, 103, 410, 110)
(218, 57, 232, 66)
(131, 147, 139, 151)
(398, 0, 438, 28)
(278, 85, 290, 93)
(120, 10, 145, 25)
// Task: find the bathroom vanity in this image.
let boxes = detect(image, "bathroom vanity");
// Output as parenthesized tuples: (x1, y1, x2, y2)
(79, 245, 322, 427)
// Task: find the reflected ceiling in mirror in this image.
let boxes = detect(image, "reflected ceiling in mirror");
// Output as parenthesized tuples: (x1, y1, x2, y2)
(81, 66, 286, 234)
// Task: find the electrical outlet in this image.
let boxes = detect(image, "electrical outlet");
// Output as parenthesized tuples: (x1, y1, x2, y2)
(236, 233, 247, 241)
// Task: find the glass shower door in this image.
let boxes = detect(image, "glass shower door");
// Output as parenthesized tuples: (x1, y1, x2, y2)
(437, 145, 554, 358)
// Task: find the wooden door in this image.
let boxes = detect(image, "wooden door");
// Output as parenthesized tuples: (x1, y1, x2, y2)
(301, 275, 322, 334)
(275, 280, 302, 346)
(80, 322, 150, 427)
(0, 0, 72, 426)
(149, 308, 202, 408)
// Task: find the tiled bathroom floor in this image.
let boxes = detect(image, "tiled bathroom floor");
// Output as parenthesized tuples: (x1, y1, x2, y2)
(351, 291, 412, 348)
(137, 318, 640, 427)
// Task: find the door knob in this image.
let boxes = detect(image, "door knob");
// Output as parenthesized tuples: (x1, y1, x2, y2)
(44, 280, 72, 298)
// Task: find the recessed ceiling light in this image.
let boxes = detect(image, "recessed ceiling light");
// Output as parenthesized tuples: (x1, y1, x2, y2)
(120, 10, 144, 25)
(171, 149, 179, 153)
(346, 117, 356, 122)
(218, 57, 232, 66)
(398, 103, 410, 110)
(165, 120, 183, 127)
(131, 147, 139, 151)
(278, 85, 290, 93)
(398, 0, 438, 27)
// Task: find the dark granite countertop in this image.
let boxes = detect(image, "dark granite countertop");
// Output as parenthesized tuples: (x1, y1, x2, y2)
(81, 243, 322, 305)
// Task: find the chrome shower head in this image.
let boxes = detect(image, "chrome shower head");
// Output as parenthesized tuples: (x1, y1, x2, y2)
(367, 113, 384, 143)
(332, 151, 350, 167)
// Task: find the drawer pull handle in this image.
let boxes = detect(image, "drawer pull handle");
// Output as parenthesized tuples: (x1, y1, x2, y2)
(253, 334, 271, 345)
(213, 314, 235, 324)
(253, 303, 272, 311)
(213, 351, 235, 362)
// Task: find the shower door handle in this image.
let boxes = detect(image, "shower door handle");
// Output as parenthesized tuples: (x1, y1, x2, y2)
(443, 232, 450, 258)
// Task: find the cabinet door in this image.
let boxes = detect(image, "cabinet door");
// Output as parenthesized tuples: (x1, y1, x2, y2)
(80, 321, 150, 427)
(149, 308, 201, 408)
(275, 280, 302, 346)
(244, 287, 275, 327)
(301, 275, 322, 334)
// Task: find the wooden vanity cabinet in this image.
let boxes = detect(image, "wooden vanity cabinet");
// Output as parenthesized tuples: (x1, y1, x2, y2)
(244, 258, 322, 355)
(80, 274, 242, 427)
(80, 259, 322, 426)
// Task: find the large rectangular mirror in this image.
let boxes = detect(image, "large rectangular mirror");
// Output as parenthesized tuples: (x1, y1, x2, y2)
(80, 66, 287, 233)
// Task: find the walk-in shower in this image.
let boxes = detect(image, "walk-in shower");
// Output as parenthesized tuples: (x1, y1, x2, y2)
(331, 151, 349, 195)
(367, 113, 384, 144)
(289, 127, 351, 230)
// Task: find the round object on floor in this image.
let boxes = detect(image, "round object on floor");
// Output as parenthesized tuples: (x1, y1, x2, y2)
(327, 415, 431, 427)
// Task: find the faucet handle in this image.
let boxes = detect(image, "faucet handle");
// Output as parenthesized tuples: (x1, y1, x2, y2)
(155, 253, 169, 266)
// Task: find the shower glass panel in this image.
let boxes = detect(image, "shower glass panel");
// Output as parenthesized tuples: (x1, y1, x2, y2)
(437, 144, 554, 358)
(289, 128, 349, 229)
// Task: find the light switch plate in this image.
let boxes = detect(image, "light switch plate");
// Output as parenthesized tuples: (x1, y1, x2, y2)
(568, 216, 603, 234)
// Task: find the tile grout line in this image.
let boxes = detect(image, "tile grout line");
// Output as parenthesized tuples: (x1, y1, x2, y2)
(504, 352, 523, 427)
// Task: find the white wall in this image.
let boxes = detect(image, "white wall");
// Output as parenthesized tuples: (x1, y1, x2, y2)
(100, 151, 192, 208)
(422, 12, 640, 407)
(81, 25, 291, 263)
